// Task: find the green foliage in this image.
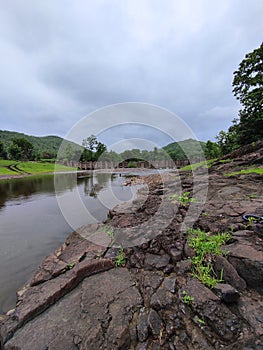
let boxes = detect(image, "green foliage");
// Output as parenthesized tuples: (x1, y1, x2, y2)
(163, 139, 206, 161)
(226, 166, 263, 176)
(8, 138, 34, 161)
(169, 191, 195, 207)
(216, 126, 240, 155)
(0, 130, 81, 160)
(232, 42, 263, 146)
(217, 43, 263, 154)
(114, 247, 126, 267)
(0, 139, 7, 159)
(81, 135, 107, 162)
(204, 140, 221, 159)
(68, 262, 75, 269)
(187, 228, 231, 288)
(127, 161, 137, 168)
(182, 291, 194, 305)
(180, 159, 215, 171)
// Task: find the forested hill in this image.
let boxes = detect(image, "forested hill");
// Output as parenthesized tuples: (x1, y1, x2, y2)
(163, 139, 207, 160)
(0, 130, 82, 159)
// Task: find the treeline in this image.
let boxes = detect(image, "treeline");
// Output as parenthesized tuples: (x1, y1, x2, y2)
(0, 130, 82, 162)
(0, 132, 220, 163)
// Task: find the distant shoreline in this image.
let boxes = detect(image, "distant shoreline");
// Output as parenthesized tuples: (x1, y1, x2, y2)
(0, 168, 165, 181)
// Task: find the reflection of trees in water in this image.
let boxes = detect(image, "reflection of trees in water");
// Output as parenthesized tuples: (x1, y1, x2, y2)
(0, 174, 77, 210)
(82, 173, 112, 197)
(0, 173, 116, 210)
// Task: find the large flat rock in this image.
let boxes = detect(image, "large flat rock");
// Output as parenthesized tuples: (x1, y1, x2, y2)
(4, 269, 142, 350)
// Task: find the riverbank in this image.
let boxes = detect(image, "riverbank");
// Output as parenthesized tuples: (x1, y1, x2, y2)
(0, 160, 77, 180)
(1, 143, 263, 349)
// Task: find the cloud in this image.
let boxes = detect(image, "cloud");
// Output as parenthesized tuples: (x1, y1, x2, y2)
(0, 0, 262, 143)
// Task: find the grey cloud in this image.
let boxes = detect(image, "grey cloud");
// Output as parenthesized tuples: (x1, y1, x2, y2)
(0, 0, 262, 143)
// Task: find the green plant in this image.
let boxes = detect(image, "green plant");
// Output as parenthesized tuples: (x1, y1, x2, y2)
(99, 224, 115, 246)
(187, 228, 231, 288)
(68, 262, 75, 269)
(169, 191, 196, 207)
(196, 317, 206, 325)
(127, 161, 137, 168)
(247, 216, 256, 227)
(114, 247, 126, 267)
(182, 290, 194, 305)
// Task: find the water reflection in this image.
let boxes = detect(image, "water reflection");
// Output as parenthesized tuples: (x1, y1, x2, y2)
(0, 173, 115, 210)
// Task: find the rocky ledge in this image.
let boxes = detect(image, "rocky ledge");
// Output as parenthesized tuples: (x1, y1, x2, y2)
(1, 145, 263, 350)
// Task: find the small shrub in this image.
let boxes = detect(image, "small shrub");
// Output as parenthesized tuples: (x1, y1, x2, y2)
(169, 191, 196, 207)
(114, 247, 126, 267)
(186, 228, 231, 288)
(182, 290, 194, 305)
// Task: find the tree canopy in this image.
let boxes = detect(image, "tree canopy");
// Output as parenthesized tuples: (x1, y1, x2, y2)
(8, 138, 34, 161)
(216, 43, 263, 154)
(232, 42, 263, 146)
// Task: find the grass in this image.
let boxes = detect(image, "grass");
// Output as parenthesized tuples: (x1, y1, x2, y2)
(186, 228, 231, 288)
(180, 159, 216, 171)
(226, 167, 263, 176)
(0, 160, 76, 176)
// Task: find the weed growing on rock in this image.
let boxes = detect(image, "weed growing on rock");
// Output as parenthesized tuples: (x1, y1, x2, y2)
(186, 228, 231, 288)
(182, 290, 194, 305)
(68, 262, 75, 269)
(99, 224, 115, 246)
(169, 191, 196, 207)
(114, 247, 126, 267)
(246, 216, 257, 228)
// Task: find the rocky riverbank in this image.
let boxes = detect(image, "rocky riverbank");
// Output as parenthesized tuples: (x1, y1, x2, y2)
(1, 144, 263, 349)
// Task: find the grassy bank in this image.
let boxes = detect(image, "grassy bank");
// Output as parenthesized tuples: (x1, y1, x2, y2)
(0, 160, 77, 177)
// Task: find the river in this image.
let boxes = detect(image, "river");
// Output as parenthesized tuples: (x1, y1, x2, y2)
(0, 171, 141, 313)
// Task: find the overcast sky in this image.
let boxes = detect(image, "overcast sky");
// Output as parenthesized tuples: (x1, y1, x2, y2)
(0, 0, 262, 149)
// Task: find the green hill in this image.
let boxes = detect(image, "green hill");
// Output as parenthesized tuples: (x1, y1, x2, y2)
(0, 130, 82, 160)
(163, 139, 206, 160)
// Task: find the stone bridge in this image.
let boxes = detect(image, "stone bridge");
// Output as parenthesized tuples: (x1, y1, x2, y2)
(77, 159, 190, 170)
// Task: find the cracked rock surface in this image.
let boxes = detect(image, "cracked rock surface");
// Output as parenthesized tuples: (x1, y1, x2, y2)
(1, 143, 263, 350)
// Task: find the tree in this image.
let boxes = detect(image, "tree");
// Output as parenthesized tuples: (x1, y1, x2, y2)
(95, 142, 107, 161)
(204, 140, 222, 159)
(232, 42, 263, 145)
(8, 138, 34, 160)
(0, 139, 7, 159)
(81, 135, 107, 162)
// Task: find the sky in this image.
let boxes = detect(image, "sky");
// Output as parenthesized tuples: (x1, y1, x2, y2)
(0, 0, 262, 150)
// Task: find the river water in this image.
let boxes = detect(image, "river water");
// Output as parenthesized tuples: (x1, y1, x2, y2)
(0, 171, 140, 313)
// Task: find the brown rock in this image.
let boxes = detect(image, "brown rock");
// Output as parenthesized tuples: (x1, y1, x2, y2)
(213, 255, 247, 291)
(213, 283, 240, 303)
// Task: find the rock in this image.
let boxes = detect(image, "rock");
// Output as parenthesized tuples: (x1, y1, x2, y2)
(150, 287, 174, 310)
(237, 290, 263, 337)
(213, 255, 247, 292)
(170, 248, 182, 262)
(144, 253, 170, 270)
(2, 158, 263, 349)
(163, 276, 177, 294)
(228, 242, 263, 293)
(148, 309, 162, 338)
(213, 283, 240, 303)
(30, 230, 108, 286)
(4, 269, 142, 350)
(137, 308, 149, 342)
(1, 258, 114, 345)
(185, 278, 242, 342)
(184, 242, 195, 258)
